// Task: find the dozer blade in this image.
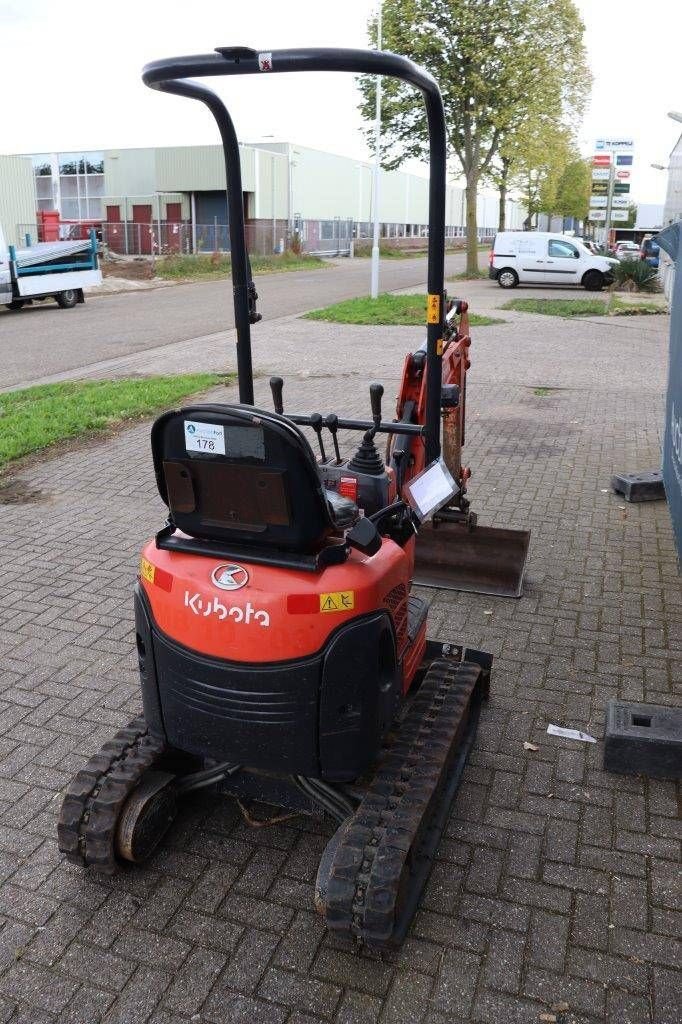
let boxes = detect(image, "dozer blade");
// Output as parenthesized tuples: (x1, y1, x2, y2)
(413, 521, 530, 598)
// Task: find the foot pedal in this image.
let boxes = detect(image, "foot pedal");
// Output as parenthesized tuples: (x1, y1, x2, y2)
(604, 699, 682, 780)
(611, 471, 665, 502)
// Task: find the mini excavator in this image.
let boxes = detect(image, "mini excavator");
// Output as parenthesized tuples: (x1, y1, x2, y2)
(58, 45, 526, 953)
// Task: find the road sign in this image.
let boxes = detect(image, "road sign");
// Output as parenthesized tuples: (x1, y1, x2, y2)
(616, 154, 633, 166)
(593, 154, 611, 166)
(595, 138, 634, 151)
(592, 182, 609, 195)
(611, 197, 629, 208)
(611, 210, 629, 221)
(590, 196, 608, 208)
(616, 170, 631, 180)
(614, 182, 631, 194)
(592, 168, 610, 181)
(589, 209, 607, 221)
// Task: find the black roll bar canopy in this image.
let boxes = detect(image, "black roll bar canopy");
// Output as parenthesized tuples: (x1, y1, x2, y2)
(142, 47, 447, 461)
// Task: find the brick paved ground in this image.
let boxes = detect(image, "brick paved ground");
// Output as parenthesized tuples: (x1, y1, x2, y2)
(0, 299, 679, 1023)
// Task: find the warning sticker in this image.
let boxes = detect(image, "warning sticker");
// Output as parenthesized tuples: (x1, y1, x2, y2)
(140, 557, 155, 584)
(319, 591, 355, 613)
(436, 338, 443, 356)
(258, 52, 273, 71)
(426, 293, 440, 324)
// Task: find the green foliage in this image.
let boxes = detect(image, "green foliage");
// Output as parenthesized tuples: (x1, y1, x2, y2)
(303, 294, 503, 326)
(0, 375, 224, 468)
(622, 204, 638, 229)
(155, 252, 326, 279)
(359, 1, 591, 269)
(554, 159, 592, 221)
(610, 259, 660, 293)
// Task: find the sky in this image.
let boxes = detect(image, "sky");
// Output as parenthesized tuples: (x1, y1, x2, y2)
(1, 0, 680, 205)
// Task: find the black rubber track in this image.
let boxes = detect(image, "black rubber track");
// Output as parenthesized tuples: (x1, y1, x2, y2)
(57, 716, 167, 873)
(320, 659, 484, 953)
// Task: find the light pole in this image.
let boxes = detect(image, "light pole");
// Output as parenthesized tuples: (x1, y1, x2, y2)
(370, 1, 382, 298)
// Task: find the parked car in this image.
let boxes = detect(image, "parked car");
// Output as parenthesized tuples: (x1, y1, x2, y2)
(614, 241, 641, 261)
(488, 232, 617, 291)
(640, 236, 660, 268)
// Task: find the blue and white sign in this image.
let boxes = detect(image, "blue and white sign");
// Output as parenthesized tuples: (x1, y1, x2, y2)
(616, 154, 634, 166)
(656, 222, 682, 564)
(595, 138, 634, 151)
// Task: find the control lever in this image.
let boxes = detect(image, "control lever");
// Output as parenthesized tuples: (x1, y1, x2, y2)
(369, 382, 384, 433)
(269, 376, 284, 414)
(310, 413, 327, 462)
(325, 414, 342, 464)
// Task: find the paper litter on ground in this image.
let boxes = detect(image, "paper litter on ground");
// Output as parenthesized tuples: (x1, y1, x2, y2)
(546, 724, 596, 743)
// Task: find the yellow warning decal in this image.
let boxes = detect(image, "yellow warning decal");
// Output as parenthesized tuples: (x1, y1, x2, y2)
(319, 591, 355, 613)
(140, 557, 155, 584)
(436, 337, 444, 356)
(427, 293, 440, 324)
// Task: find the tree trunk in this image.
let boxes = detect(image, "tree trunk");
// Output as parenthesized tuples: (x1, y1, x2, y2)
(465, 174, 479, 275)
(498, 157, 510, 231)
(498, 180, 507, 231)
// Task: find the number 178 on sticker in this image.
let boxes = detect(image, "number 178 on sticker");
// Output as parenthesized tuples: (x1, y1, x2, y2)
(184, 420, 226, 455)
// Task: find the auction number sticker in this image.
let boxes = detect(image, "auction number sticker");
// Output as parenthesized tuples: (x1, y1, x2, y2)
(184, 420, 225, 454)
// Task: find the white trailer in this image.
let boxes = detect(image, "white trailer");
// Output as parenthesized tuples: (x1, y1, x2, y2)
(0, 225, 102, 311)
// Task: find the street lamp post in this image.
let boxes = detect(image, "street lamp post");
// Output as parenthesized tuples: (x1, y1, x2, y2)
(370, 2, 382, 299)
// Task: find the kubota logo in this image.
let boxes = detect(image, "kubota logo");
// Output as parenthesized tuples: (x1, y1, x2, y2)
(211, 563, 249, 591)
(184, 591, 269, 627)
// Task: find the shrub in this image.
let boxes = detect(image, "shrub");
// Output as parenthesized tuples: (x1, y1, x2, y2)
(610, 259, 660, 293)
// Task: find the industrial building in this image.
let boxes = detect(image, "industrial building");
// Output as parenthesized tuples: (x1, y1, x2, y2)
(0, 155, 37, 246)
(6, 142, 525, 255)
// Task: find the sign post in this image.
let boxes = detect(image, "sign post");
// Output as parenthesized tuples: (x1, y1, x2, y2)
(591, 139, 634, 246)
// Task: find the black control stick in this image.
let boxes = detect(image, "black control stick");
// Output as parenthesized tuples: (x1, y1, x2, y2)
(369, 382, 383, 432)
(310, 413, 327, 462)
(325, 414, 341, 464)
(348, 382, 386, 477)
(269, 376, 284, 414)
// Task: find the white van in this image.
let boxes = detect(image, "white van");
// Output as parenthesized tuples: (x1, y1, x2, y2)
(488, 232, 617, 291)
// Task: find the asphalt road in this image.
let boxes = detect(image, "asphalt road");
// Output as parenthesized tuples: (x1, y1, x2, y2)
(1, 252, 467, 388)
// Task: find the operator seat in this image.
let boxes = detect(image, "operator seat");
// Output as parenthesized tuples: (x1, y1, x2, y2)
(151, 404, 358, 555)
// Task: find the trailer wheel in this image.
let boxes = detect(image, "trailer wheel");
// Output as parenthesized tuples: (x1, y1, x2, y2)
(582, 270, 604, 292)
(5, 300, 25, 311)
(497, 268, 518, 289)
(56, 290, 79, 309)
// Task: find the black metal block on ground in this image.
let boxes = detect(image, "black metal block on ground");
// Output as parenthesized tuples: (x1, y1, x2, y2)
(604, 699, 682, 780)
(611, 471, 666, 502)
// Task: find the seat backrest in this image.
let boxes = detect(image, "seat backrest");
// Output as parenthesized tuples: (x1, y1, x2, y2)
(151, 404, 334, 551)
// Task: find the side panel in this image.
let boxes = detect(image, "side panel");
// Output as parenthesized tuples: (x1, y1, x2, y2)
(17, 268, 101, 297)
(319, 611, 399, 780)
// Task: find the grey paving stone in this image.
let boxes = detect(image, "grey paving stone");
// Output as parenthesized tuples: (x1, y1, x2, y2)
(0, 303, 676, 1023)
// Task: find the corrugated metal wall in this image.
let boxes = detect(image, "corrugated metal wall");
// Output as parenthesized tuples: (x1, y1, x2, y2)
(154, 145, 256, 193)
(0, 155, 37, 244)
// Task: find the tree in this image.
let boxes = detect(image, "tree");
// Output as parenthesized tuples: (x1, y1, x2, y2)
(622, 203, 638, 229)
(554, 158, 592, 222)
(359, 0, 591, 273)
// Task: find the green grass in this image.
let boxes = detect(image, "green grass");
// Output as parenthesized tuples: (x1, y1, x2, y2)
(501, 297, 608, 317)
(155, 252, 327, 280)
(608, 295, 668, 316)
(303, 293, 504, 326)
(533, 386, 556, 397)
(0, 374, 226, 469)
(501, 296, 668, 319)
(449, 269, 489, 280)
